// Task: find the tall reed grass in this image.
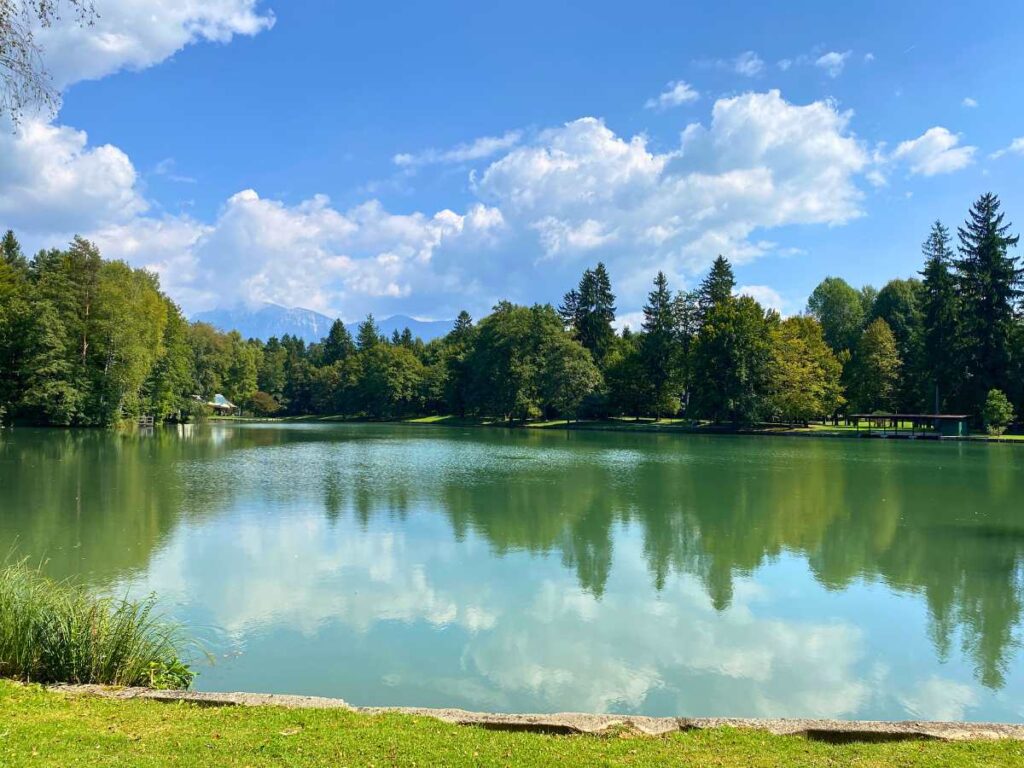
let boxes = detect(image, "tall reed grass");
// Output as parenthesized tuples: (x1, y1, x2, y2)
(0, 561, 194, 689)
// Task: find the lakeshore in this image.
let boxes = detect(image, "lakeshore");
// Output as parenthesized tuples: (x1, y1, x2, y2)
(207, 412, 1024, 443)
(4, 681, 1024, 767)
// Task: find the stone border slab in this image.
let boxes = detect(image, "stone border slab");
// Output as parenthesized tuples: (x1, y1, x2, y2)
(49, 685, 1024, 742)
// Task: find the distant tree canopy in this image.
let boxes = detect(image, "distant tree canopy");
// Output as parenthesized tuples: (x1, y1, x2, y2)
(1, 193, 1020, 428)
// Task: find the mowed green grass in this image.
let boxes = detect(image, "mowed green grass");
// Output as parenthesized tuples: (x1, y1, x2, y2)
(2, 682, 1023, 767)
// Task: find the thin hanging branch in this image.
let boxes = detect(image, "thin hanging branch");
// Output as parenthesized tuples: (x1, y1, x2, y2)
(0, 0, 96, 125)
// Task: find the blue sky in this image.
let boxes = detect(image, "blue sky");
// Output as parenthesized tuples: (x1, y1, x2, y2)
(3, 0, 1023, 325)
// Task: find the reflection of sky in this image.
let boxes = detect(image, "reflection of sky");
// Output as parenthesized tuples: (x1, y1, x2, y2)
(121, 504, 1023, 722)
(6, 423, 1022, 721)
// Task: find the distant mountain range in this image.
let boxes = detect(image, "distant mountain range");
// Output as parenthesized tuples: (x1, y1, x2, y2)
(192, 303, 453, 344)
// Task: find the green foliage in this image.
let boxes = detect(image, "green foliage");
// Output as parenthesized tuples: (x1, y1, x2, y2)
(640, 272, 684, 418)
(690, 295, 774, 424)
(768, 316, 844, 423)
(955, 193, 1021, 414)
(357, 343, 425, 418)
(604, 333, 648, 419)
(869, 278, 923, 410)
(356, 314, 382, 350)
(223, 332, 262, 406)
(465, 302, 559, 424)
(1, 230, 27, 270)
(919, 221, 962, 411)
(539, 333, 603, 420)
(560, 262, 617, 364)
(0, 561, 193, 688)
(320, 319, 356, 365)
(849, 318, 901, 412)
(982, 389, 1015, 435)
(806, 276, 865, 354)
(697, 255, 735, 320)
(248, 390, 282, 416)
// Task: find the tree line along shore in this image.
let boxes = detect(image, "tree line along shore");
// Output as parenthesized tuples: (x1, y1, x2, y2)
(1, 192, 1020, 433)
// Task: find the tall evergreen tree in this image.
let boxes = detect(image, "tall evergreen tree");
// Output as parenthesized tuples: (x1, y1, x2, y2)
(578, 262, 616, 364)
(2, 230, 27, 271)
(560, 263, 617, 364)
(356, 314, 382, 350)
(641, 271, 682, 418)
(321, 319, 356, 365)
(919, 221, 961, 412)
(955, 193, 1021, 413)
(444, 311, 475, 417)
(558, 287, 581, 331)
(697, 255, 735, 321)
(451, 310, 473, 340)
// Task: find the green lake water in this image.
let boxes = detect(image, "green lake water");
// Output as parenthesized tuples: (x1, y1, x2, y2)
(2, 423, 1023, 721)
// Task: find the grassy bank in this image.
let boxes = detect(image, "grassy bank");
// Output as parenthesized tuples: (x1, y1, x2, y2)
(0, 563, 193, 689)
(0, 682, 1021, 767)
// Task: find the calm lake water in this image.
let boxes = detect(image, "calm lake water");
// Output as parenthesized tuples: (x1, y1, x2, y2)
(2, 423, 1023, 721)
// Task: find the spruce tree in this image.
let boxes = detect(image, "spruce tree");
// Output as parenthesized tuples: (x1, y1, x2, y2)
(450, 310, 474, 341)
(321, 319, 356, 365)
(2, 230, 27, 271)
(641, 271, 681, 418)
(578, 262, 616, 364)
(919, 221, 961, 411)
(560, 264, 617, 365)
(697, 255, 735, 320)
(558, 288, 581, 331)
(444, 311, 475, 417)
(357, 314, 382, 350)
(955, 193, 1021, 413)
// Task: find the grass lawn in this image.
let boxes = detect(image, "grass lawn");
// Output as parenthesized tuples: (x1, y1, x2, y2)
(2, 683, 1023, 767)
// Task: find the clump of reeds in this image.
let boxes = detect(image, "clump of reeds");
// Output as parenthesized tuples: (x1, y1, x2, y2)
(0, 561, 193, 689)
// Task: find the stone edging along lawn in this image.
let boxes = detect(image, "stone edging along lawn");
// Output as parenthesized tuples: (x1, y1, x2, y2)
(50, 685, 1024, 742)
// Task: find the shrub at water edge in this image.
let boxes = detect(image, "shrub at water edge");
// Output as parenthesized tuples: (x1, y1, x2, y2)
(0, 562, 194, 689)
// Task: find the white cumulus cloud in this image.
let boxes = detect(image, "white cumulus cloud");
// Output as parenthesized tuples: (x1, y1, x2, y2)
(645, 80, 699, 110)
(0, 120, 146, 234)
(890, 127, 976, 176)
(6, 86, 875, 318)
(38, 0, 275, 89)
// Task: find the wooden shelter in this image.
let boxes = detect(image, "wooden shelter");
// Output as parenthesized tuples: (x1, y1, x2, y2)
(848, 413, 971, 438)
(207, 394, 239, 416)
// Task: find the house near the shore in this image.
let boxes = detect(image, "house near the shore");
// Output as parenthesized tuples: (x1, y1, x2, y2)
(203, 393, 239, 416)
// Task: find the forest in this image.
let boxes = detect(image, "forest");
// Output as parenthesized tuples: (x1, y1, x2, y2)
(0, 193, 1020, 430)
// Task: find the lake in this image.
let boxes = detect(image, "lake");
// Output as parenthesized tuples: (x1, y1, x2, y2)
(1, 423, 1023, 721)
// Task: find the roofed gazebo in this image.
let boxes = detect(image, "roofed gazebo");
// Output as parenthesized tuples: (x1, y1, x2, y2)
(849, 413, 971, 438)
